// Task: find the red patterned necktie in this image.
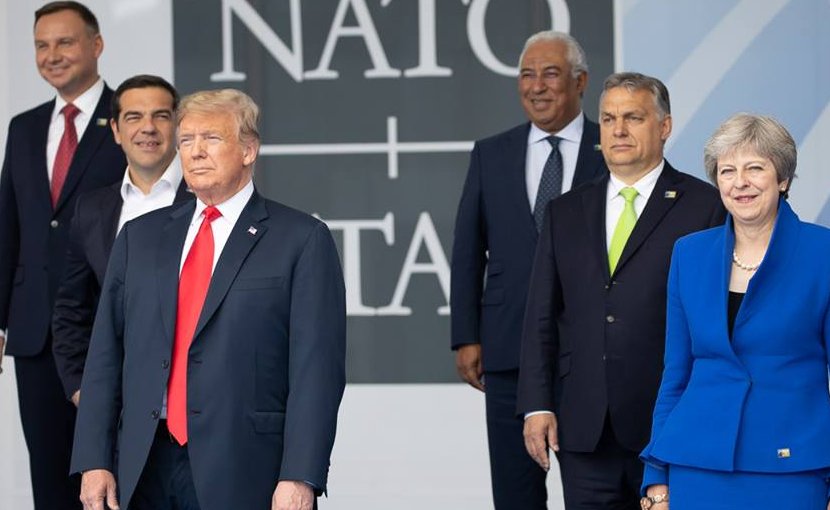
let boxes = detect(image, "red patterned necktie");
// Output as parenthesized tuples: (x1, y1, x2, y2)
(167, 206, 222, 445)
(51, 103, 80, 207)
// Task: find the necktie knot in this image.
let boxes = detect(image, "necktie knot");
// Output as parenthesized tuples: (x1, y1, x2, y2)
(619, 187, 638, 204)
(203, 206, 221, 223)
(61, 103, 80, 122)
(546, 135, 561, 149)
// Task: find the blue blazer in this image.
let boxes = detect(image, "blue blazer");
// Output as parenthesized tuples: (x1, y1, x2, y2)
(0, 86, 126, 356)
(450, 119, 606, 371)
(642, 200, 830, 485)
(71, 192, 346, 510)
(51, 180, 192, 399)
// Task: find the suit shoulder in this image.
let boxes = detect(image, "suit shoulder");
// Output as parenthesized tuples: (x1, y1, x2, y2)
(7, 100, 53, 129)
(262, 198, 329, 232)
(799, 220, 830, 247)
(674, 225, 722, 252)
(474, 123, 528, 149)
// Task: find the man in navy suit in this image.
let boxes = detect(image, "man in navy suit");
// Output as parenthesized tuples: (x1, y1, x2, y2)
(52, 74, 192, 407)
(450, 31, 606, 509)
(518, 73, 725, 509)
(72, 89, 346, 510)
(0, 2, 125, 508)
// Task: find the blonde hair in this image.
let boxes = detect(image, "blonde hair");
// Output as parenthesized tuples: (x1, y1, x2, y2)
(177, 88, 260, 145)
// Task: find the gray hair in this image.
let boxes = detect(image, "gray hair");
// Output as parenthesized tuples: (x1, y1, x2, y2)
(177, 88, 260, 146)
(518, 30, 588, 78)
(704, 113, 796, 196)
(600, 72, 671, 120)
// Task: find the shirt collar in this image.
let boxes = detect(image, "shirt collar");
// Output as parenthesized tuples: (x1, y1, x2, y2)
(528, 112, 584, 146)
(608, 160, 665, 199)
(52, 78, 104, 121)
(191, 179, 255, 227)
(120, 157, 184, 200)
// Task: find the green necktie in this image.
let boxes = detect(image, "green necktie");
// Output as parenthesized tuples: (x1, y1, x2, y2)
(608, 187, 639, 274)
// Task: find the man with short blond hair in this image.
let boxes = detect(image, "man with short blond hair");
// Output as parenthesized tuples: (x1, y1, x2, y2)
(72, 89, 346, 510)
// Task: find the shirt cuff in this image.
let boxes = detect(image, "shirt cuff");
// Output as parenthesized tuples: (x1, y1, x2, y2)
(524, 410, 554, 419)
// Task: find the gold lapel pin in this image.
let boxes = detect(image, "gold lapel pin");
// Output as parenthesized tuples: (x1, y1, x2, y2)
(96, 118, 108, 126)
(777, 448, 791, 458)
(664, 191, 677, 199)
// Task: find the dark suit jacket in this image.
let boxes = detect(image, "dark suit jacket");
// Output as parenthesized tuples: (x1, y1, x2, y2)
(451, 118, 606, 371)
(0, 86, 126, 356)
(71, 191, 346, 510)
(642, 200, 830, 486)
(517, 163, 725, 453)
(52, 180, 193, 398)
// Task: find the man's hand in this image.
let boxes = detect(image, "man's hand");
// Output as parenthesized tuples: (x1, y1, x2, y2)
(455, 344, 484, 391)
(80, 469, 119, 510)
(272, 480, 314, 510)
(71, 390, 81, 407)
(523, 413, 558, 471)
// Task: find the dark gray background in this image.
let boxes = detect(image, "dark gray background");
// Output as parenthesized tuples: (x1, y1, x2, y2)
(174, 0, 613, 382)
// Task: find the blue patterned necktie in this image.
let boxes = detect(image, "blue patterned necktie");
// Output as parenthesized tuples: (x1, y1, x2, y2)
(533, 136, 563, 232)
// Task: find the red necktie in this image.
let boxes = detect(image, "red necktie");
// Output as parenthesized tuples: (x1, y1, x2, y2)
(167, 206, 222, 445)
(51, 103, 80, 208)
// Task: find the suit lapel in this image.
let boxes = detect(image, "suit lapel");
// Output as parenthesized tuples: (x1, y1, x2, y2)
(55, 87, 114, 213)
(613, 164, 683, 274)
(173, 180, 194, 204)
(505, 123, 537, 239)
(192, 193, 269, 340)
(31, 102, 54, 212)
(156, 201, 195, 348)
(572, 118, 606, 188)
(102, 183, 123, 247)
(581, 175, 611, 282)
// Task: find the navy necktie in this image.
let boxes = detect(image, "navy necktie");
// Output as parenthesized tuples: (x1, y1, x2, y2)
(533, 136, 563, 232)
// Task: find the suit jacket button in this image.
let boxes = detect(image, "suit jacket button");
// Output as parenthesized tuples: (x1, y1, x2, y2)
(50, 220, 59, 228)
(606, 315, 615, 323)
(151, 410, 160, 420)
(162, 359, 170, 369)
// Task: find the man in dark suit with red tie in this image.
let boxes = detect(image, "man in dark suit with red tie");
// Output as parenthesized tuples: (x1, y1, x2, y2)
(72, 89, 346, 510)
(0, 2, 124, 509)
(52, 75, 192, 407)
(450, 31, 606, 509)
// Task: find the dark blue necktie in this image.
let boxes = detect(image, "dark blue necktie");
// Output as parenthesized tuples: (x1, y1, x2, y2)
(533, 136, 563, 232)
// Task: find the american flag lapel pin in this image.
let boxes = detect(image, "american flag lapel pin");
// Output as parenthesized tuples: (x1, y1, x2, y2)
(664, 190, 677, 199)
(247, 226, 258, 236)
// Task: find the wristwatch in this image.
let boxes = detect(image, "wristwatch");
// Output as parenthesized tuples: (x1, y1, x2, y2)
(640, 493, 669, 509)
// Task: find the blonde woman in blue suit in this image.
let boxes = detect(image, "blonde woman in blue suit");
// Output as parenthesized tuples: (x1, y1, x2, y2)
(639, 113, 830, 509)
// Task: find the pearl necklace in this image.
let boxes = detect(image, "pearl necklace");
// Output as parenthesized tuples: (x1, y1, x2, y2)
(732, 251, 760, 271)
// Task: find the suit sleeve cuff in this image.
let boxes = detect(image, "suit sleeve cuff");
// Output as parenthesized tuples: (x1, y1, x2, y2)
(524, 410, 554, 419)
(641, 462, 668, 496)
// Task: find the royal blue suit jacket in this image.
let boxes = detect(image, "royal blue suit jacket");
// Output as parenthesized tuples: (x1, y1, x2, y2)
(451, 119, 606, 371)
(517, 164, 725, 452)
(52, 180, 192, 398)
(0, 86, 125, 356)
(70, 192, 346, 510)
(642, 200, 830, 485)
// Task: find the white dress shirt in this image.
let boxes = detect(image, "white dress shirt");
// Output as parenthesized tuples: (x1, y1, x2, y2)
(604, 161, 664, 250)
(525, 113, 585, 208)
(47, 78, 104, 182)
(117, 159, 184, 234)
(179, 179, 255, 274)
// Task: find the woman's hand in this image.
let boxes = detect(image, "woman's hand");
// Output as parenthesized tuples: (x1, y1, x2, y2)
(645, 484, 669, 508)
